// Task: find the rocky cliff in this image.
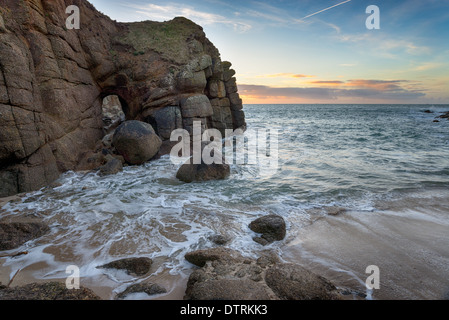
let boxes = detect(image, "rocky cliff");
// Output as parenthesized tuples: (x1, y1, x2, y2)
(0, 0, 245, 197)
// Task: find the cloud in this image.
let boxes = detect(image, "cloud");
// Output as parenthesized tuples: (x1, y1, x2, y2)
(256, 73, 316, 78)
(239, 79, 426, 101)
(412, 62, 442, 71)
(309, 80, 345, 85)
(127, 3, 252, 32)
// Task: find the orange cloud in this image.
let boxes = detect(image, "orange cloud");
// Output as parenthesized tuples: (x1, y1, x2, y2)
(256, 73, 316, 79)
(308, 80, 345, 86)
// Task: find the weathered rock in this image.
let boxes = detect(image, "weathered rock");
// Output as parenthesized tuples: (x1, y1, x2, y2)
(97, 257, 153, 276)
(208, 234, 230, 245)
(185, 247, 243, 267)
(177, 70, 207, 91)
(265, 263, 342, 300)
(176, 158, 230, 183)
(0, 282, 100, 300)
(116, 283, 167, 299)
(180, 95, 213, 118)
(186, 279, 272, 300)
(325, 206, 346, 216)
(0, 221, 50, 251)
(249, 215, 286, 245)
(183, 248, 343, 300)
(232, 109, 247, 129)
(207, 80, 226, 98)
(225, 77, 238, 94)
(98, 155, 123, 176)
(150, 106, 183, 140)
(112, 121, 162, 165)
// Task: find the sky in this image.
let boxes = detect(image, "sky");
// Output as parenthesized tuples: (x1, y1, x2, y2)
(88, 0, 449, 104)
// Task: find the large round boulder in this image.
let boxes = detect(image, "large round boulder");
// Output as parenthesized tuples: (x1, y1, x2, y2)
(176, 160, 230, 183)
(112, 121, 162, 165)
(249, 214, 286, 245)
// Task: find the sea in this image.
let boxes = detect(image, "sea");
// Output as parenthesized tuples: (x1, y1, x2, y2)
(1, 104, 449, 300)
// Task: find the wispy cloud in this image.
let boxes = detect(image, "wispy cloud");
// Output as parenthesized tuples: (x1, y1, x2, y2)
(256, 73, 315, 79)
(125, 3, 252, 32)
(412, 62, 442, 71)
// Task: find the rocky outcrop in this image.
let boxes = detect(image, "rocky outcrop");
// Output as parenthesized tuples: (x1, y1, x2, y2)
(0, 221, 50, 251)
(438, 111, 449, 120)
(184, 248, 343, 300)
(0, 282, 100, 300)
(0, 0, 245, 197)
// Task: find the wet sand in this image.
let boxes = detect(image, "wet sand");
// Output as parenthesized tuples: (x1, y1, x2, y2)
(283, 207, 449, 300)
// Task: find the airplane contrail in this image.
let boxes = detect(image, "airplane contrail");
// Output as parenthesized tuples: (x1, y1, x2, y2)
(300, 0, 352, 21)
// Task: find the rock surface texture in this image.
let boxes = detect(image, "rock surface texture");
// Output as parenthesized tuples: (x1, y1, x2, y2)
(184, 248, 344, 300)
(0, 0, 245, 197)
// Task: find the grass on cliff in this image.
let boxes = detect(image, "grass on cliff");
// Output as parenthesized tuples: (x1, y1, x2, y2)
(117, 17, 203, 65)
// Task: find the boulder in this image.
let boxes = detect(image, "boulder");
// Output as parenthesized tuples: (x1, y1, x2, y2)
(151, 106, 183, 140)
(176, 159, 230, 183)
(0, 221, 50, 251)
(112, 121, 162, 165)
(97, 257, 153, 276)
(0, 282, 100, 300)
(176, 70, 207, 91)
(180, 95, 213, 118)
(249, 215, 286, 245)
(265, 263, 342, 300)
(185, 247, 243, 267)
(183, 248, 344, 300)
(185, 279, 272, 300)
(116, 283, 167, 299)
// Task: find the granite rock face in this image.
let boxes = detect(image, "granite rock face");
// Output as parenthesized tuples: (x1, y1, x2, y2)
(0, 0, 245, 197)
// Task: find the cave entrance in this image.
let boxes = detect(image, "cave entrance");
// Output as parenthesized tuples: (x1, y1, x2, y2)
(101, 94, 126, 134)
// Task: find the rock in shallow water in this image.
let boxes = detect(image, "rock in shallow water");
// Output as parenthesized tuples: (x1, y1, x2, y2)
(176, 159, 230, 183)
(0, 282, 100, 300)
(265, 263, 341, 300)
(249, 215, 286, 245)
(0, 221, 50, 251)
(112, 121, 162, 165)
(97, 257, 153, 276)
(116, 283, 167, 299)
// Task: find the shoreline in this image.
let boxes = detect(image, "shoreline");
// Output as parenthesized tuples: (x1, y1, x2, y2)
(1, 191, 449, 300)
